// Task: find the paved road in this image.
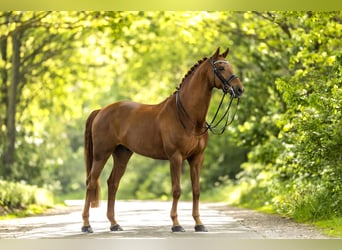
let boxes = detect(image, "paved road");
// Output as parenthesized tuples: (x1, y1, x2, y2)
(0, 200, 330, 239)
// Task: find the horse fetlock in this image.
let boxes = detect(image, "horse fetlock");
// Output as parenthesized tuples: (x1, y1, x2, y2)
(170, 215, 178, 221)
(107, 215, 117, 225)
(192, 214, 202, 225)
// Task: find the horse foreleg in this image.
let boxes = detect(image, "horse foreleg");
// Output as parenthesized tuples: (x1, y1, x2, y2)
(169, 153, 185, 232)
(188, 153, 208, 232)
(107, 146, 133, 231)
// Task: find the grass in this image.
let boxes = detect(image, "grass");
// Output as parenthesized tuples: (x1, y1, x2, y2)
(315, 218, 342, 238)
(202, 182, 342, 238)
(0, 204, 52, 220)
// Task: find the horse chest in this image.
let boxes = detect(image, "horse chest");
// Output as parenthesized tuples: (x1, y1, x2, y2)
(167, 134, 207, 159)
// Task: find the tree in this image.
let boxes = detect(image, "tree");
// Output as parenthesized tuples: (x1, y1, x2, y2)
(0, 11, 118, 182)
(1, 12, 55, 177)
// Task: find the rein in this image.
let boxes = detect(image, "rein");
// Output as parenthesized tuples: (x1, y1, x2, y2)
(205, 93, 239, 135)
(176, 90, 239, 136)
(175, 57, 240, 136)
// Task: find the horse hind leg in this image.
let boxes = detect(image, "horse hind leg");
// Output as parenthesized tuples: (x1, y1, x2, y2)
(107, 145, 133, 231)
(82, 152, 112, 233)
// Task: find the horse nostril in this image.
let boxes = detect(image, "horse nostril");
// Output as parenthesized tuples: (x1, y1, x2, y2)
(237, 87, 244, 95)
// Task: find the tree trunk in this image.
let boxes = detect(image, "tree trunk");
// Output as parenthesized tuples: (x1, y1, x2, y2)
(0, 14, 9, 177)
(2, 31, 21, 177)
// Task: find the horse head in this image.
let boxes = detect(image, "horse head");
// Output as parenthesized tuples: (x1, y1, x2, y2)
(210, 47, 244, 98)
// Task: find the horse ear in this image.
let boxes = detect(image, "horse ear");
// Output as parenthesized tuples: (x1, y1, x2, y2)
(221, 48, 230, 58)
(213, 47, 220, 59)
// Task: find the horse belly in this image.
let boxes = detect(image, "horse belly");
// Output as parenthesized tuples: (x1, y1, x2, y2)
(118, 111, 167, 159)
(124, 127, 168, 160)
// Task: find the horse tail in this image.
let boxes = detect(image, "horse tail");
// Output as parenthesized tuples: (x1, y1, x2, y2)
(84, 109, 101, 208)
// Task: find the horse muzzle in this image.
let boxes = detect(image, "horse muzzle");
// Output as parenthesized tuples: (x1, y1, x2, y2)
(223, 84, 244, 98)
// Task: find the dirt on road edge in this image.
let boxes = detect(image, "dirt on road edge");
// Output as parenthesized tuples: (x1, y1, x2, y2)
(211, 204, 333, 239)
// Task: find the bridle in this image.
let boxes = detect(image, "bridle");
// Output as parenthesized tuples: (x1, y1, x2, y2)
(175, 57, 240, 135)
(210, 57, 239, 98)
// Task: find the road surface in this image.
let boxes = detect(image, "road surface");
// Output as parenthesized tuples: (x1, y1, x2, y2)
(0, 200, 331, 239)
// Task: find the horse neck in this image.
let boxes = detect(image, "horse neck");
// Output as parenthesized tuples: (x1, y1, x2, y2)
(178, 61, 212, 129)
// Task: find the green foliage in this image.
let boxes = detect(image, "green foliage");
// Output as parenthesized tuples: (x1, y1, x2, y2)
(233, 11, 342, 222)
(0, 180, 53, 215)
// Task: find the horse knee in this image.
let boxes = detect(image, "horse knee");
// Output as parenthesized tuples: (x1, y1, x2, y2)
(172, 187, 181, 199)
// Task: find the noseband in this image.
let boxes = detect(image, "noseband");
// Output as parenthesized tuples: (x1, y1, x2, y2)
(210, 57, 238, 97)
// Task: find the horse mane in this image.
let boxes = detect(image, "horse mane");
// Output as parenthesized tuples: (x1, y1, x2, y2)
(174, 57, 208, 93)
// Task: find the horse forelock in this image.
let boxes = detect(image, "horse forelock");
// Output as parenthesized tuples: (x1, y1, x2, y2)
(175, 57, 208, 92)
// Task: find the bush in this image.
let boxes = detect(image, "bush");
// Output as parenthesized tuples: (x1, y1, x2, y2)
(0, 180, 53, 215)
(272, 181, 342, 221)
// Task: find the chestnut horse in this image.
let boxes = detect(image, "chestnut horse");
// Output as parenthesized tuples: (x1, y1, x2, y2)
(81, 48, 244, 233)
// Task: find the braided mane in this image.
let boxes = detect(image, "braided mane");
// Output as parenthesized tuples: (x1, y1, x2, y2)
(174, 57, 208, 93)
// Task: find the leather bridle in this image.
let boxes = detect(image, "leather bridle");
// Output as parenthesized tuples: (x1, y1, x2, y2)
(209, 57, 239, 98)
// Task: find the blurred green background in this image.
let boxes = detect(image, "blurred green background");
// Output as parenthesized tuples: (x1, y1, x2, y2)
(0, 12, 341, 228)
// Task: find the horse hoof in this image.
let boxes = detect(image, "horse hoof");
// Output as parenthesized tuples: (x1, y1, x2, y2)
(195, 224, 208, 232)
(171, 225, 185, 232)
(110, 224, 123, 231)
(81, 225, 94, 233)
